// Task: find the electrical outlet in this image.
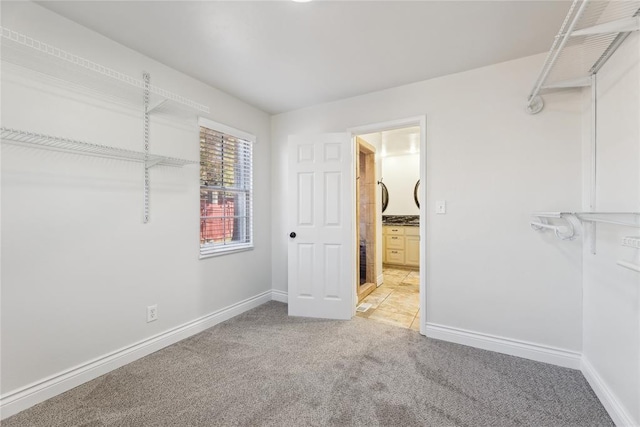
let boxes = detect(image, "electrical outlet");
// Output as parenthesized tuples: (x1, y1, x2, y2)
(436, 200, 447, 214)
(147, 305, 158, 323)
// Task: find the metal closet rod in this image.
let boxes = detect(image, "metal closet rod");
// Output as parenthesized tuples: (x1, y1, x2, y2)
(530, 211, 640, 238)
(576, 215, 640, 228)
(534, 212, 640, 224)
(532, 212, 640, 271)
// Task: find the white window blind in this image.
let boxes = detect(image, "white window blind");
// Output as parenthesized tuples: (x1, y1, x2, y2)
(199, 120, 253, 257)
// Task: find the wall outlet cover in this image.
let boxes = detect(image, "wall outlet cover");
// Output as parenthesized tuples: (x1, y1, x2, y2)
(147, 305, 158, 323)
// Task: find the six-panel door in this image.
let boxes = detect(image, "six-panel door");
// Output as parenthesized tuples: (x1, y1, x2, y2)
(287, 133, 353, 320)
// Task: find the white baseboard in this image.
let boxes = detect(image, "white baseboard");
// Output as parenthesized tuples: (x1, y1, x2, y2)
(0, 290, 273, 420)
(425, 323, 581, 369)
(4, 294, 630, 426)
(271, 289, 288, 303)
(581, 357, 638, 427)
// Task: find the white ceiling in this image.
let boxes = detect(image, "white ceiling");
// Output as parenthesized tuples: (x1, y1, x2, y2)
(381, 127, 421, 157)
(360, 126, 421, 157)
(38, 1, 570, 114)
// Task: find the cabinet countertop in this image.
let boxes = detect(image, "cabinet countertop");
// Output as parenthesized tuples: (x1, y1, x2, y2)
(382, 215, 419, 227)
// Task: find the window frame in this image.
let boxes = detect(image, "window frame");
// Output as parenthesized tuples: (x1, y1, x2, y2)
(199, 117, 255, 259)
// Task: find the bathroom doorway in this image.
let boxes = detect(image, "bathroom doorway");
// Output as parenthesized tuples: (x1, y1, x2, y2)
(356, 137, 377, 302)
(352, 122, 424, 332)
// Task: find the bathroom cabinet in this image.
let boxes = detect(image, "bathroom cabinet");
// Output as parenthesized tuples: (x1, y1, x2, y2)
(382, 225, 419, 268)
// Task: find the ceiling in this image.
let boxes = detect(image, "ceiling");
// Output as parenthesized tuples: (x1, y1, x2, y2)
(381, 127, 421, 157)
(360, 126, 421, 157)
(38, 1, 570, 115)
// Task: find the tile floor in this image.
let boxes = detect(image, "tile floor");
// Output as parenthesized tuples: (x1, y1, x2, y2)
(356, 267, 420, 331)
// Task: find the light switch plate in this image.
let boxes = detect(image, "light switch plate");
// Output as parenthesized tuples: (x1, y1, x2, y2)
(436, 200, 446, 214)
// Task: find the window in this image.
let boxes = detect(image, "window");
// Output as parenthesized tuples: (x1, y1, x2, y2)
(199, 118, 254, 257)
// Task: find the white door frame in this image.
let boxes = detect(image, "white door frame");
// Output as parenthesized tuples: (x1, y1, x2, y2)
(348, 116, 427, 335)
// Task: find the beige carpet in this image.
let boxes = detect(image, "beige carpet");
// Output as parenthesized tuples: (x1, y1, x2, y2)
(3, 301, 612, 426)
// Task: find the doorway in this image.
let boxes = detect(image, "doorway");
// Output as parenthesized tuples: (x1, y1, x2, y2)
(285, 117, 425, 331)
(350, 117, 426, 334)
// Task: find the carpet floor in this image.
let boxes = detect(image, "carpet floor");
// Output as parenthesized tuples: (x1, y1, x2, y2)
(4, 301, 612, 426)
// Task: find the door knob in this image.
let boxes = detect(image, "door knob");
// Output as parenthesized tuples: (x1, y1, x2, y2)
(290, 232, 297, 238)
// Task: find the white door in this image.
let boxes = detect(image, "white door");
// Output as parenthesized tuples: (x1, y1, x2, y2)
(288, 133, 353, 320)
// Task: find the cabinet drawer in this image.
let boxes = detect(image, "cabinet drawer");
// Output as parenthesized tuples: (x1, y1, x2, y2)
(386, 235, 404, 250)
(386, 249, 405, 264)
(385, 226, 404, 235)
(404, 226, 419, 236)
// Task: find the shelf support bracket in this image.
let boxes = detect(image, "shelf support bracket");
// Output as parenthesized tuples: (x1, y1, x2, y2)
(145, 157, 162, 169)
(147, 99, 168, 114)
(541, 76, 592, 91)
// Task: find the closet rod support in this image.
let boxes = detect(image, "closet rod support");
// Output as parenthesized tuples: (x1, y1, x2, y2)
(530, 217, 576, 240)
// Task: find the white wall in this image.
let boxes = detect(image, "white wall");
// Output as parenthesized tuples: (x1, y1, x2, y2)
(1, 2, 271, 398)
(271, 54, 584, 353)
(581, 32, 640, 425)
(382, 153, 420, 215)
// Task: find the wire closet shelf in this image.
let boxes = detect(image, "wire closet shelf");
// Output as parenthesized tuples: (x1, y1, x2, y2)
(527, 0, 640, 114)
(0, 128, 197, 168)
(0, 26, 210, 117)
(530, 212, 640, 273)
(530, 211, 640, 231)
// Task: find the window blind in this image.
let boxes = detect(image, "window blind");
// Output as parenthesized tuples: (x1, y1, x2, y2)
(199, 124, 253, 257)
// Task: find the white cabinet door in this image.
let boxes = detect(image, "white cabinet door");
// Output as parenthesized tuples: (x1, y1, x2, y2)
(406, 235, 420, 267)
(287, 133, 353, 320)
(382, 227, 387, 263)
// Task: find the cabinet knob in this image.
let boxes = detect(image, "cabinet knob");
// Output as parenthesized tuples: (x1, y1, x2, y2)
(289, 232, 296, 238)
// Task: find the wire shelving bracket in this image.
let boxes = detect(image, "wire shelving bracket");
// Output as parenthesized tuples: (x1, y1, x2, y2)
(0, 26, 206, 224)
(527, 0, 640, 114)
(143, 72, 151, 224)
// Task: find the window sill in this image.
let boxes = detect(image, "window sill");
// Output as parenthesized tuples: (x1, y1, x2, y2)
(199, 245, 254, 260)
